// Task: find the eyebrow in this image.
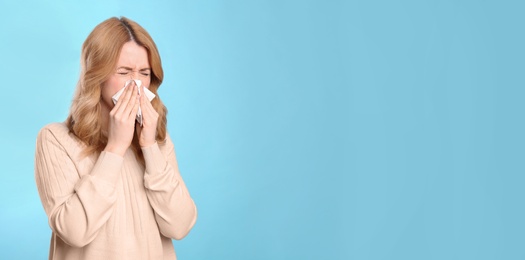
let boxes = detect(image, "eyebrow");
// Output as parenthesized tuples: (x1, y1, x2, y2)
(117, 66, 151, 71)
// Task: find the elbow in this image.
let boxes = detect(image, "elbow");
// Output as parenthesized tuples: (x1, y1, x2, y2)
(53, 223, 95, 247)
(170, 228, 192, 241)
(160, 205, 198, 240)
(160, 221, 194, 240)
(59, 233, 93, 248)
(50, 217, 96, 248)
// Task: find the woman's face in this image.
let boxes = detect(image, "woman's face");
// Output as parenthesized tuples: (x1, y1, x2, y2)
(100, 41, 151, 110)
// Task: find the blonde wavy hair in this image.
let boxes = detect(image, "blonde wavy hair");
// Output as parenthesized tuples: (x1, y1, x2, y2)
(66, 17, 167, 164)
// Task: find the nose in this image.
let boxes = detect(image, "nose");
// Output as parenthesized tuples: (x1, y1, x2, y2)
(129, 71, 138, 80)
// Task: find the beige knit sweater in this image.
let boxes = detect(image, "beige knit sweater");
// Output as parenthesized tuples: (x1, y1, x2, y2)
(35, 123, 197, 260)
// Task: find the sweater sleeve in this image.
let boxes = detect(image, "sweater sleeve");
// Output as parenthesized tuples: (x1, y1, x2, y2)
(34, 126, 123, 247)
(141, 134, 197, 240)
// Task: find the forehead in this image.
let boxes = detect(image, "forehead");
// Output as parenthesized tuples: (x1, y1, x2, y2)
(117, 41, 149, 67)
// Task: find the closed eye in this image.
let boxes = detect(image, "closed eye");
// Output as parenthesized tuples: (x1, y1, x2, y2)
(140, 69, 151, 77)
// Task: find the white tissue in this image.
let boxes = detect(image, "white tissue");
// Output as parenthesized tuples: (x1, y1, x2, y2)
(111, 79, 156, 125)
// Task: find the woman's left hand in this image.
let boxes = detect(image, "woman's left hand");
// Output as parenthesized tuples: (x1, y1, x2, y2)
(137, 86, 159, 147)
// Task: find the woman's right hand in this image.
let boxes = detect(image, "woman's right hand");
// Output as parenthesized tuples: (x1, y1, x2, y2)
(104, 81, 140, 156)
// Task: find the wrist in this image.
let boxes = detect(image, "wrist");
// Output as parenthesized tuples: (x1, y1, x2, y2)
(140, 140, 157, 148)
(104, 143, 127, 157)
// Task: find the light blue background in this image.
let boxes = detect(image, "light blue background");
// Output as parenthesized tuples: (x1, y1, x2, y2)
(1, 0, 524, 259)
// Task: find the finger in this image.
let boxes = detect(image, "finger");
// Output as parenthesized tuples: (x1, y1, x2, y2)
(111, 84, 128, 112)
(140, 89, 157, 123)
(111, 86, 131, 121)
(115, 81, 136, 116)
(135, 121, 142, 135)
(139, 87, 150, 113)
(138, 90, 148, 125)
(122, 83, 139, 120)
(140, 86, 155, 113)
(130, 95, 140, 121)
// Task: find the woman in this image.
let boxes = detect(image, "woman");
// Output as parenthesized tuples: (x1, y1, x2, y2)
(34, 17, 197, 259)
